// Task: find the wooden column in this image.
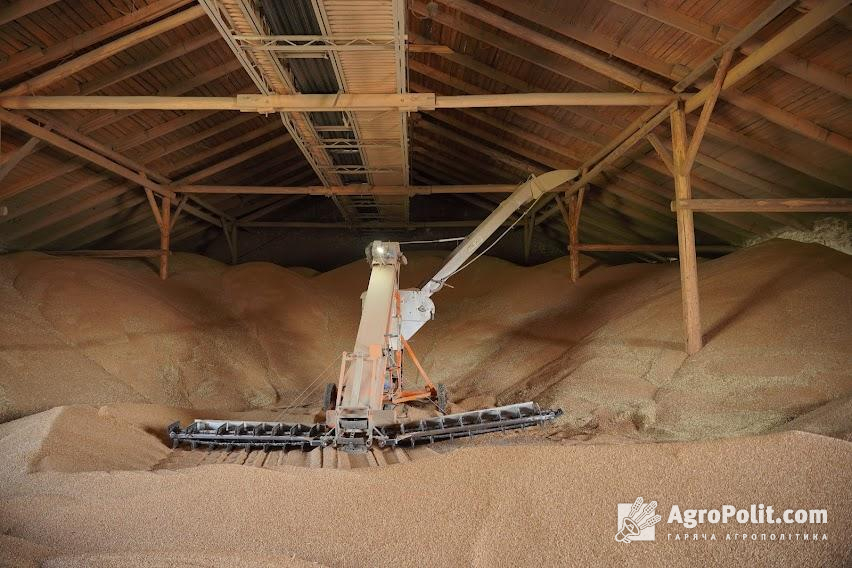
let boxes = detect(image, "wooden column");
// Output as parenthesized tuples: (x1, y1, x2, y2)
(145, 188, 170, 280)
(556, 186, 586, 283)
(670, 101, 702, 354)
(667, 52, 731, 355)
(567, 186, 586, 283)
(159, 196, 170, 280)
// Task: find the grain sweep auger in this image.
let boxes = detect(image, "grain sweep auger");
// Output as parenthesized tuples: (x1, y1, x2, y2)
(169, 170, 574, 452)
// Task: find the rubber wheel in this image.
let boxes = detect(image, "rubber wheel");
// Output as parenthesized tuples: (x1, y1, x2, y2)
(436, 383, 448, 414)
(322, 383, 337, 411)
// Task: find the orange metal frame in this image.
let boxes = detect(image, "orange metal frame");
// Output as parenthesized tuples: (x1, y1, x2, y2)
(390, 338, 437, 404)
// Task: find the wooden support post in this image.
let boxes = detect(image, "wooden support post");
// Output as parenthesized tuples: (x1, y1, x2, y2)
(567, 186, 586, 283)
(668, 53, 732, 355)
(159, 196, 171, 280)
(523, 214, 534, 264)
(671, 101, 702, 355)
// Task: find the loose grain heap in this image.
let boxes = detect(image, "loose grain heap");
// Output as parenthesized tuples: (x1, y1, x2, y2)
(0, 239, 849, 566)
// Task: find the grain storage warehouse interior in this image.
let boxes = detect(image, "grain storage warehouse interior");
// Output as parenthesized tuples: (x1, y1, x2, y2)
(0, 0, 851, 565)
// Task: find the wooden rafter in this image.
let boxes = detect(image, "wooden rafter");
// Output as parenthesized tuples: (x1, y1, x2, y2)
(0, 0, 61, 27)
(0, 0, 192, 82)
(607, 0, 852, 98)
(408, 74, 753, 242)
(408, 42, 822, 237)
(481, 0, 852, 156)
(410, 28, 850, 191)
(0, 137, 42, 183)
(79, 32, 221, 95)
(565, 0, 851, 195)
(1, 6, 206, 97)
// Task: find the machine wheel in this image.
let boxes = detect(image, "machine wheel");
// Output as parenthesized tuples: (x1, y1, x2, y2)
(436, 383, 448, 414)
(322, 383, 338, 411)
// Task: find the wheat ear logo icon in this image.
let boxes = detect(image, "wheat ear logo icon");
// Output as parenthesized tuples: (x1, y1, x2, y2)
(615, 497, 662, 543)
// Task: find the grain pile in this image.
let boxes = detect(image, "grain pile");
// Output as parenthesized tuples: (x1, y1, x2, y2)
(0, 409, 849, 566)
(0, 238, 849, 565)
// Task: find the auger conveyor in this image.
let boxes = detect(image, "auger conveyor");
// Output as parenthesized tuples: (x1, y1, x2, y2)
(168, 402, 562, 452)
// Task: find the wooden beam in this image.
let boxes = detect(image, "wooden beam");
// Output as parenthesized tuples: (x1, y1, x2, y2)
(0, 111, 225, 243)
(672, 0, 796, 90)
(673, 198, 852, 213)
(237, 196, 308, 223)
(1, 112, 230, 236)
(174, 135, 292, 185)
(566, 0, 851, 195)
(408, 71, 749, 242)
(2, 6, 205, 96)
(417, 120, 542, 174)
(160, 197, 171, 279)
(3, 184, 133, 242)
(685, 51, 734, 171)
(170, 196, 189, 231)
(567, 187, 586, 282)
(0, 92, 678, 111)
(31, 196, 147, 249)
(0, 0, 192, 82)
(408, 53, 607, 146)
(422, 90, 704, 237)
(575, 243, 735, 253)
(77, 61, 243, 135)
(145, 189, 164, 228)
(0, 0, 60, 26)
(608, 0, 852, 98)
(689, 0, 850, 112)
(1, 159, 85, 200)
(163, 122, 282, 176)
(239, 220, 521, 230)
(0, 109, 174, 199)
(173, 183, 518, 195)
(409, 44, 454, 54)
(78, 32, 221, 95)
(140, 114, 257, 164)
(413, 22, 849, 191)
(712, 87, 852, 156)
(0, 137, 41, 183)
(635, 153, 806, 231)
(486, 0, 849, 157)
(702, 121, 850, 191)
(115, 110, 220, 151)
(438, 0, 670, 94)
(433, 93, 677, 107)
(44, 249, 163, 258)
(646, 133, 674, 175)
(671, 102, 703, 355)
